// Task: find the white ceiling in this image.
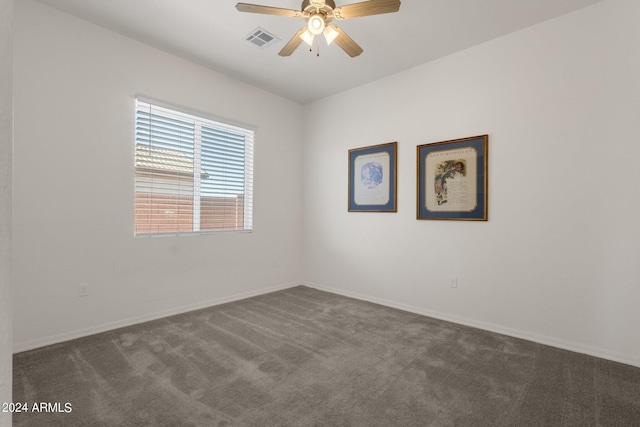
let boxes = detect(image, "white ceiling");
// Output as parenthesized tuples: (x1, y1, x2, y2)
(34, 0, 603, 104)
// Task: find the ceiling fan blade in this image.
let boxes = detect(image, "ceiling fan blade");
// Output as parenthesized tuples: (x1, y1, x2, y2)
(279, 27, 307, 56)
(236, 3, 302, 18)
(330, 25, 363, 57)
(333, 0, 401, 20)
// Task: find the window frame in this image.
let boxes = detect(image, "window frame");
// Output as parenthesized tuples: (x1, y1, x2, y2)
(134, 97, 256, 237)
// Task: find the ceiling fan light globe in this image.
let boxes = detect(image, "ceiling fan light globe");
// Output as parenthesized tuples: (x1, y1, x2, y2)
(308, 14, 325, 35)
(300, 28, 315, 46)
(323, 25, 339, 45)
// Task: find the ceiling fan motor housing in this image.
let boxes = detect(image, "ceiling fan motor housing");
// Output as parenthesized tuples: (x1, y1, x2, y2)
(302, 0, 336, 21)
(303, 0, 336, 9)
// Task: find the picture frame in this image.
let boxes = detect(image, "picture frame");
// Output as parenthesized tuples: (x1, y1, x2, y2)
(348, 141, 397, 212)
(417, 135, 488, 220)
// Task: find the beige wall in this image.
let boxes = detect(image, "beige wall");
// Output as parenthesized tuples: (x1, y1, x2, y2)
(12, 0, 304, 351)
(303, 0, 640, 367)
(0, 0, 14, 424)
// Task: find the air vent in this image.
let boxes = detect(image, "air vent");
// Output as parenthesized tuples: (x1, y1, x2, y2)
(245, 27, 280, 49)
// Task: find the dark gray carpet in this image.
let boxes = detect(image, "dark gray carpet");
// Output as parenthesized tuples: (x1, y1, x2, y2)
(13, 286, 640, 426)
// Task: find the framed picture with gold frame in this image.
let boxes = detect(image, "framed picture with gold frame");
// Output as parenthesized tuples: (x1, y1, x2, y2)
(417, 135, 488, 220)
(349, 142, 397, 212)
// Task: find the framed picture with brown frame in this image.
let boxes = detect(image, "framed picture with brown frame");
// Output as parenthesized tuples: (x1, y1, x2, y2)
(417, 135, 488, 220)
(348, 141, 397, 212)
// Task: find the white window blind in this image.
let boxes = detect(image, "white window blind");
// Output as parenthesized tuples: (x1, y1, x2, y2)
(134, 98, 254, 236)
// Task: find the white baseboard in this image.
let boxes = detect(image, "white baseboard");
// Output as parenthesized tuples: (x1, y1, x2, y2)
(13, 282, 301, 354)
(304, 282, 640, 369)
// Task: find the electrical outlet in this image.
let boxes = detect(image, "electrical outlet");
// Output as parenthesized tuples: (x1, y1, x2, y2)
(450, 277, 458, 288)
(78, 283, 89, 297)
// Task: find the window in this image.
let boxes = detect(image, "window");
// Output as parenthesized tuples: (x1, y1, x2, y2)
(134, 98, 255, 236)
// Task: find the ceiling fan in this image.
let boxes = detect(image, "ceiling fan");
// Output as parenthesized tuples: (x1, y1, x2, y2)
(236, 0, 401, 57)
